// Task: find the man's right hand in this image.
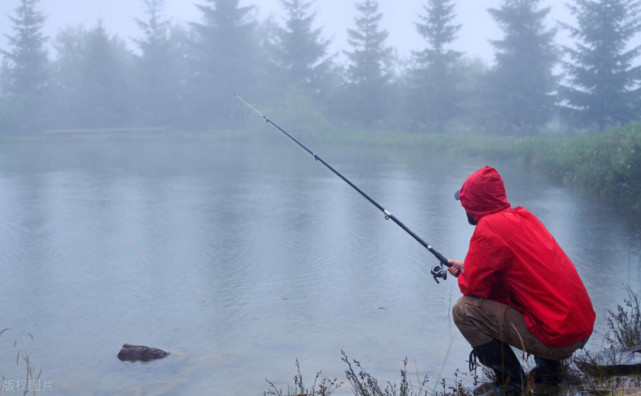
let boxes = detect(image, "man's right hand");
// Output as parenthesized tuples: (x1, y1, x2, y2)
(447, 260, 464, 276)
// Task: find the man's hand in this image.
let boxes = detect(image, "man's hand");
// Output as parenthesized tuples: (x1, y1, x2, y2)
(447, 260, 464, 276)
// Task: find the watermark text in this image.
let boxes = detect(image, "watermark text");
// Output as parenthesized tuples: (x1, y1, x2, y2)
(2, 378, 53, 392)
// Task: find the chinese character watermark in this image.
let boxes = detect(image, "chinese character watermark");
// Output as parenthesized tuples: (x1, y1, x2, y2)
(1, 378, 53, 392)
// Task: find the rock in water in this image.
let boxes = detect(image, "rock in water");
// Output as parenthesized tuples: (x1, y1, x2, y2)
(117, 344, 170, 362)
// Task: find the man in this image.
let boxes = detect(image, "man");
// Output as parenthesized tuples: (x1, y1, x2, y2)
(447, 166, 595, 395)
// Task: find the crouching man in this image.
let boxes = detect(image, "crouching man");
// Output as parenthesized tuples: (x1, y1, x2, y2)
(447, 166, 595, 395)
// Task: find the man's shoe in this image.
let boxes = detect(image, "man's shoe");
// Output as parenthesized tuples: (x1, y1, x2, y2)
(528, 356, 562, 385)
(470, 339, 525, 396)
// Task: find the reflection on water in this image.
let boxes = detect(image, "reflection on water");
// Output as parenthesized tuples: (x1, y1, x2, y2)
(0, 135, 639, 395)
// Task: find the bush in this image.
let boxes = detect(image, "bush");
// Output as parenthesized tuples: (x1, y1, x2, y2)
(605, 285, 641, 348)
(264, 359, 343, 396)
(521, 124, 641, 212)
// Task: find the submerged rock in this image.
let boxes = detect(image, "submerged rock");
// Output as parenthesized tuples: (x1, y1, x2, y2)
(117, 344, 170, 362)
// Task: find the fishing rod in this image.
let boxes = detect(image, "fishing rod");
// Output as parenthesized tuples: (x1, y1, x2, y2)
(234, 94, 457, 284)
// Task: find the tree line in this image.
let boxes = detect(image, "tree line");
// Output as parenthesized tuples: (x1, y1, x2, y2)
(1, 0, 640, 135)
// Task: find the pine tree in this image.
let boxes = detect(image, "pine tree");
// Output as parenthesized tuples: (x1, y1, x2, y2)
(49, 26, 84, 128)
(55, 22, 132, 129)
(1, 0, 49, 132)
(134, 0, 179, 126)
(191, 0, 259, 128)
(277, 0, 331, 93)
(342, 0, 394, 126)
(488, 0, 558, 135)
(560, 0, 641, 130)
(408, 0, 462, 131)
(0, 61, 9, 132)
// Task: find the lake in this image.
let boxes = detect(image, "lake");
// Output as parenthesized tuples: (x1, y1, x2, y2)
(0, 132, 639, 395)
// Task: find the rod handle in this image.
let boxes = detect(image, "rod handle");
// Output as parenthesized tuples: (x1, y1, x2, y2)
(429, 247, 449, 267)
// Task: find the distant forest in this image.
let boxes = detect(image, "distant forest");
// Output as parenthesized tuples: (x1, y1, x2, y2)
(1, 0, 641, 135)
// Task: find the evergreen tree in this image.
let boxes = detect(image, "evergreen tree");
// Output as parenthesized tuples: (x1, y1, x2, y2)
(455, 57, 494, 131)
(276, 0, 332, 97)
(408, 0, 462, 131)
(341, 0, 394, 126)
(1, 0, 49, 133)
(49, 26, 85, 128)
(81, 23, 132, 128)
(0, 60, 9, 132)
(191, 0, 259, 128)
(488, 0, 558, 135)
(51, 22, 132, 129)
(560, 0, 641, 130)
(134, 0, 180, 126)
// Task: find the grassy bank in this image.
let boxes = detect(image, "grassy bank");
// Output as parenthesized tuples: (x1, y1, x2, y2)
(322, 123, 641, 214)
(519, 125, 641, 212)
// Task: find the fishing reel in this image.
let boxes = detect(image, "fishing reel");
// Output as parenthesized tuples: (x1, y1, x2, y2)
(431, 264, 448, 284)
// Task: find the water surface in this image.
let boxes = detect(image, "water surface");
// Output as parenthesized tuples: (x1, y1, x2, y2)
(0, 134, 639, 395)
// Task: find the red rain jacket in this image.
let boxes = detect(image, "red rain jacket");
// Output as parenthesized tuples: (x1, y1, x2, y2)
(457, 166, 595, 348)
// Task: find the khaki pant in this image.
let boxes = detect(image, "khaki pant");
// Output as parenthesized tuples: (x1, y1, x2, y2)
(452, 296, 589, 360)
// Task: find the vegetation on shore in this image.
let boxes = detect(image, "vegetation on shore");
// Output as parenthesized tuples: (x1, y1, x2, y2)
(519, 125, 641, 213)
(315, 123, 641, 215)
(266, 287, 641, 395)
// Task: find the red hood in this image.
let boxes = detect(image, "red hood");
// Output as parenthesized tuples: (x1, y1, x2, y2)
(458, 166, 511, 221)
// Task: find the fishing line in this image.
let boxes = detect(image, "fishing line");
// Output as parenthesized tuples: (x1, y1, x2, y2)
(234, 94, 456, 283)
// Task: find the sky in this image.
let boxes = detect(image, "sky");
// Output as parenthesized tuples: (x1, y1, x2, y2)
(0, 0, 574, 65)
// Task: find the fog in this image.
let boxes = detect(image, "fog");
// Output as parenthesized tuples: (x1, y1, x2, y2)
(1, 1, 641, 394)
(2, 0, 599, 133)
(0, 0, 571, 63)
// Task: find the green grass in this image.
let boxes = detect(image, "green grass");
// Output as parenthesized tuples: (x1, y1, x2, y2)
(521, 125, 641, 212)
